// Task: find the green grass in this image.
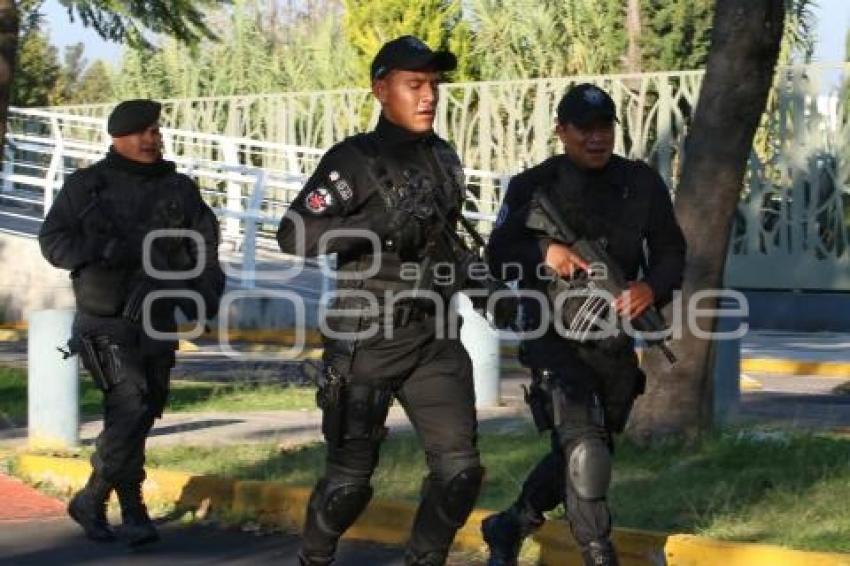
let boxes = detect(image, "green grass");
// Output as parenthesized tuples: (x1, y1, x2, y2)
(0, 366, 315, 425)
(0, 367, 27, 427)
(143, 428, 850, 553)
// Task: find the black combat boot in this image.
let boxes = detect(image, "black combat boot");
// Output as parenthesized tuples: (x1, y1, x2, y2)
(115, 482, 159, 547)
(403, 549, 447, 566)
(297, 550, 335, 565)
(67, 474, 115, 542)
(580, 539, 619, 566)
(481, 502, 544, 566)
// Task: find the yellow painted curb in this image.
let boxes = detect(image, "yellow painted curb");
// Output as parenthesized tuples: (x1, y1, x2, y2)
(536, 523, 667, 566)
(536, 520, 850, 566)
(178, 339, 200, 352)
(174, 325, 324, 348)
(13, 454, 850, 565)
(740, 374, 763, 391)
(14, 454, 204, 506)
(0, 328, 25, 341)
(742, 358, 850, 379)
(663, 534, 850, 566)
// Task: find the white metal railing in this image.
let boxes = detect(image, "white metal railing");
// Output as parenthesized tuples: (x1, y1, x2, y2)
(11, 75, 850, 292)
(0, 107, 506, 287)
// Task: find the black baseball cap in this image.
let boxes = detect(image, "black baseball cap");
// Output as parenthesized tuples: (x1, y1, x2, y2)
(556, 83, 618, 126)
(370, 35, 457, 81)
(107, 99, 162, 136)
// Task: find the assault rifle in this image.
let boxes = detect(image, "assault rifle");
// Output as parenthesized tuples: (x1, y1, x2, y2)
(425, 184, 518, 329)
(526, 190, 676, 363)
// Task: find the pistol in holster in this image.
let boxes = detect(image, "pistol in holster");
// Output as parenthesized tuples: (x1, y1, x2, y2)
(524, 368, 555, 433)
(316, 365, 347, 447)
(66, 334, 123, 392)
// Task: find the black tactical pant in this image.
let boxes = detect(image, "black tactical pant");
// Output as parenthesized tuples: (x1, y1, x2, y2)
(516, 339, 644, 546)
(302, 316, 481, 564)
(81, 343, 172, 488)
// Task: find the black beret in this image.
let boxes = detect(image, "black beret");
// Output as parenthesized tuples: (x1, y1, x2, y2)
(107, 99, 162, 137)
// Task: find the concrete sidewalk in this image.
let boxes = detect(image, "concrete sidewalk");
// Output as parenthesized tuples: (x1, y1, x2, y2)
(0, 402, 530, 450)
(2, 370, 848, 453)
(2, 330, 849, 451)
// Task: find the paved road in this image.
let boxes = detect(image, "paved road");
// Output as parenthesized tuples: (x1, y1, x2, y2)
(0, 472, 482, 566)
(0, 472, 303, 564)
(0, 469, 488, 566)
(0, 518, 434, 566)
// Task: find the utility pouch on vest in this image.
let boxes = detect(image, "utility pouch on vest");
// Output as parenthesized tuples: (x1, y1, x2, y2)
(71, 266, 129, 317)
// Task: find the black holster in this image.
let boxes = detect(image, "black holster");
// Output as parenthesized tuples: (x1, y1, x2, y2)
(71, 334, 124, 392)
(317, 365, 347, 447)
(524, 369, 554, 433)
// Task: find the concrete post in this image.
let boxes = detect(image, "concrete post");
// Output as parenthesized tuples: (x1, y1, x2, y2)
(455, 293, 500, 408)
(28, 309, 79, 449)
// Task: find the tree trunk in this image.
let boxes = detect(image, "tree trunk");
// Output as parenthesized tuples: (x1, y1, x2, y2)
(624, 0, 641, 73)
(0, 0, 18, 162)
(627, 0, 785, 443)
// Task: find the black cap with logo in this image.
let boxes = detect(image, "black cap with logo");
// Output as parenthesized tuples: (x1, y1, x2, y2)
(556, 83, 618, 126)
(107, 99, 162, 137)
(370, 35, 457, 81)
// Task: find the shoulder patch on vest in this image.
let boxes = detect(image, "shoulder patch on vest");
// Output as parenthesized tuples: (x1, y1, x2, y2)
(304, 185, 334, 214)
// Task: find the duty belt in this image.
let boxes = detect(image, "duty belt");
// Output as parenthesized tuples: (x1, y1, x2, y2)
(367, 299, 436, 328)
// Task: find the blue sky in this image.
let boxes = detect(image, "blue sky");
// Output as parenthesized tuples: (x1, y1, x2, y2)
(43, 0, 850, 68)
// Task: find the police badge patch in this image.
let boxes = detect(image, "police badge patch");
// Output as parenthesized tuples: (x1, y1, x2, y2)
(328, 171, 353, 202)
(304, 186, 334, 214)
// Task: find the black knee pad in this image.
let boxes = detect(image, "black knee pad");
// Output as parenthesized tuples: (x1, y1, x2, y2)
(566, 437, 611, 500)
(433, 465, 484, 528)
(309, 477, 373, 536)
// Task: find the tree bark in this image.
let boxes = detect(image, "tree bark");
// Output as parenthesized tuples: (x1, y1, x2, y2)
(624, 0, 641, 73)
(0, 0, 18, 162)
(627, 0, 785, 442)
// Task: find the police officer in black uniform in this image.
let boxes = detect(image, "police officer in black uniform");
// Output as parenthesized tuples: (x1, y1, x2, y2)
(277, 36, 483, 566)
(482, 84, 686, 566)
(39, 99, 225, 546)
